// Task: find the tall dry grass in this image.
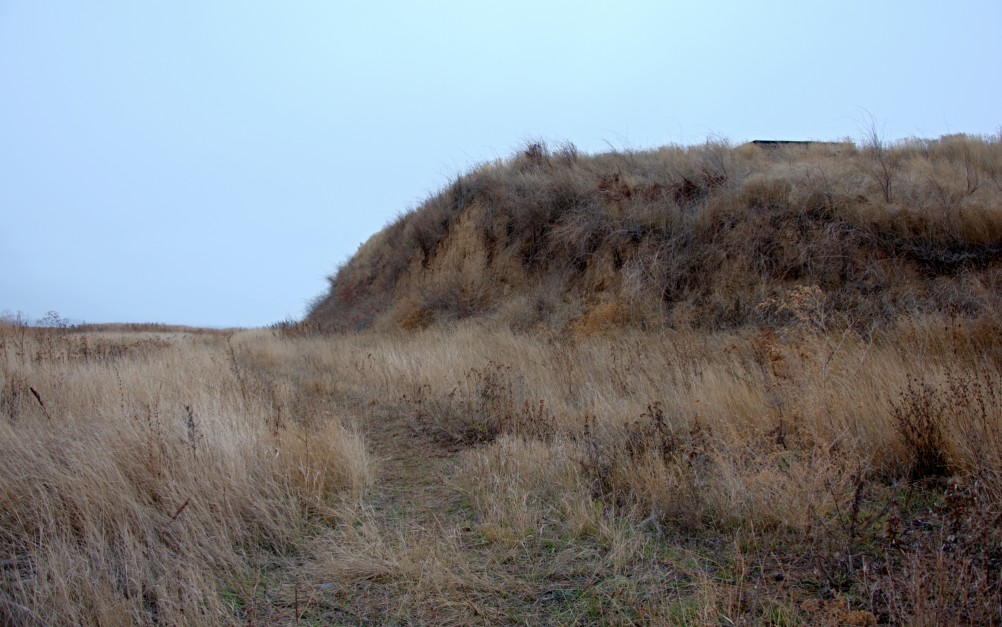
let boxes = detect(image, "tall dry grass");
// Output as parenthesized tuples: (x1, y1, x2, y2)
(4, 310, 999, 622)
(0, 324, 372, 625)
(273, 306, 1002, 622)
(277, 311, 998, 476)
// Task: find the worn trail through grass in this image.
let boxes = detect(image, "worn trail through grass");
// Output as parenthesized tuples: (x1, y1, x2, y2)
(299, 392, 697, 625)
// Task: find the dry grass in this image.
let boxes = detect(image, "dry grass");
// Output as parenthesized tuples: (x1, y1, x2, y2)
(264, 306, 999, 623)
(292, 133, 1002, 620)
(308, 133, 1002, 335)
(0, 323, 372, 625)
(4, 311, 1000, 622)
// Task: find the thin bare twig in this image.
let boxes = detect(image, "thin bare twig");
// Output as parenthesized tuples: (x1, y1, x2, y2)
(29, 386, 52, 421)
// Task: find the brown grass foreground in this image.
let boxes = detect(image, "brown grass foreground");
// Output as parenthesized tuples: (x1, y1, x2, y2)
(4, 310, 1000, 624)
(0, 323, 373, 625)
(293, 314, 1002, 624)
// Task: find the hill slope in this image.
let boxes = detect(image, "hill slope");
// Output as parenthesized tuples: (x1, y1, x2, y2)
(307, 135, 1002, 333)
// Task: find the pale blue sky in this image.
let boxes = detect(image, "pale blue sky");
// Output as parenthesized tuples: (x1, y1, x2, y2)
(2, 1, 999, 327)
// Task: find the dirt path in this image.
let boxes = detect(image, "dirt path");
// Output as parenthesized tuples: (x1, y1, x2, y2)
(360, 406, 463, 527)
(294, 399, 685, 626)
(296, 401, 513, 624)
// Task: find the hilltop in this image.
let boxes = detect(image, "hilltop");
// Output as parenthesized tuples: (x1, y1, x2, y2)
(307, 134, 1002, 335)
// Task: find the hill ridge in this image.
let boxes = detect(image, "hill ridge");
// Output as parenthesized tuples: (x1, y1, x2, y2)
(307, 135, 1002, 334)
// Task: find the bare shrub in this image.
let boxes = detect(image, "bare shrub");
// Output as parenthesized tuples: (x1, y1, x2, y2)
(860, 125, 901, 203)
(892, 378, 951, 480)
(408, 360, 555, 447)
(891, 365, 1002, 485)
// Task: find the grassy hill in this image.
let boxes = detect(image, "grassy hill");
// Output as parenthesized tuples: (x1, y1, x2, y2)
(308, 134, 1002, 335)
(298, 134, 1002, 622)
(4, 134, 1002, 625)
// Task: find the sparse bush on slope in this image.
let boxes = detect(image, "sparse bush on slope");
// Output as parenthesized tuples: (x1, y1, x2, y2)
(307, 134, 1002, 334)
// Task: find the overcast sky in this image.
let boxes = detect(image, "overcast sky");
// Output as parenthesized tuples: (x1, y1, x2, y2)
(2, 1, 999, 327)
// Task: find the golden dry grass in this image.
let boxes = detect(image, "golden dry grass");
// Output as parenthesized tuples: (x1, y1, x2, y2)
(0, 324, 372, 625)
(4, 311, 1000, 623)
(269, 308, 1000, 623)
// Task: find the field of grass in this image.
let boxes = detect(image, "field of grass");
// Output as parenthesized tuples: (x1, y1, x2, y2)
(4, 313, 1000, 624)
(4, 134, 1002, 624)
(0, 324, 373, 624)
